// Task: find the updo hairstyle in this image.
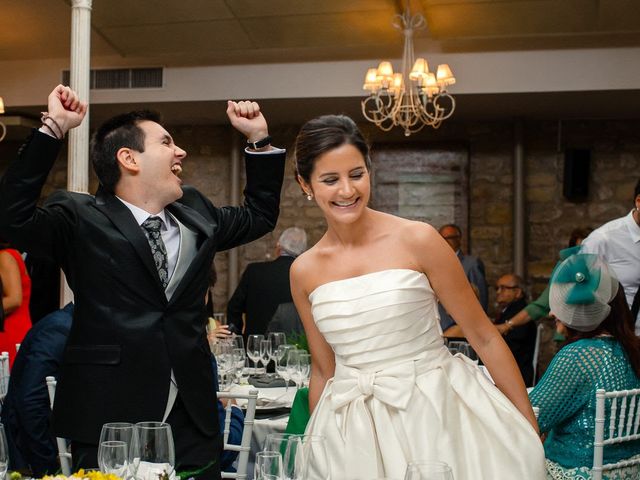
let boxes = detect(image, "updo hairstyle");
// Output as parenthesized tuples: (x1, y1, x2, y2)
(294, 115, 371, 184)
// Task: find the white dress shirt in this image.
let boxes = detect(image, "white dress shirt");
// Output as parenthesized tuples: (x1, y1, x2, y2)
(580, 210, 640, 333)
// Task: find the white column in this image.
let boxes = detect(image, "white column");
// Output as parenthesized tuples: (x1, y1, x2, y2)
(63, 0, 92, 305)
(67, 0, 92, 194)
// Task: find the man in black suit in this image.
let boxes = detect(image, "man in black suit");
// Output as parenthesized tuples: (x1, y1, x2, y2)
(493, 273, 537, 387)
(0, 85, 285, 478)
(227, 226, 307, 339)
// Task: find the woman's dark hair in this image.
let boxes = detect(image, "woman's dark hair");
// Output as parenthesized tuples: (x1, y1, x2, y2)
(568, 226, 593, 247)
(565, 283, 640, 377)
(90, 110, 161, 193)
(294, 115, 370, 184)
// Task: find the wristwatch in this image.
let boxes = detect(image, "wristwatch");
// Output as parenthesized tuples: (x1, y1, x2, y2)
(246, 135, 272, 150)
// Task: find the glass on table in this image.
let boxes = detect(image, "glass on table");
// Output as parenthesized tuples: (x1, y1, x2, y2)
(247, 334, 265, 373)
(290, 352, 310, 390)
(98, 440, 129, 477)
(268, 332, 286, 370)
(264, 432, 302, 458)
(254, 450, 284, 480)
(404, 461, 453, 480)
(283, 434, 330, 480)
(99, 422, 135, 476)
(230, 333, 244, 351)
(130, 421, 175, 480)
(0, 424, 8, 480)
(275, 344, 295, 391)
(259, 339, 272, 375)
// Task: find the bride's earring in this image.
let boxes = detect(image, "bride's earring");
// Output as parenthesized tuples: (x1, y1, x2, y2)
(304, 191, 313, 201)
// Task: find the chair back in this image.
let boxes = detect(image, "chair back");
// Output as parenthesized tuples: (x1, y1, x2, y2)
(592, 387, 640, 480)
(45, 376, 73, 476)
(216, 389, 259, 480)
(0, 351, 9, 401)
(531, 323, 544, 386)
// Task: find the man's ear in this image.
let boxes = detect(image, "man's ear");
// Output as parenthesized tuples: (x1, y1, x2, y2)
(116, 147, 139, 173)
(635, 194, 640, 210)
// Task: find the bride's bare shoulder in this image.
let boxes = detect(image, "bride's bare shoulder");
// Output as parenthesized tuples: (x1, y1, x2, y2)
(378, 213, 439, 241)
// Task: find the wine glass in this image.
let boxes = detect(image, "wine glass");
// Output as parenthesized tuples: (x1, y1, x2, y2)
(264, 432, 301, 458)
(268, 332, 286, 371)
(286, 349, 301, 390)
(232, 347, 247, 384)
(247, 334, 264, 373)
(275, 344, 295, 392)
(404, 461, 453, 480)
(290, 352, 310, 390)
(130, 422, 175, 480)
(98, 440, 129, 477)
(230, 334, 244, 351)
(284, 434, 330, 480)
(0, 424, 8, 480)
(259, 339, 272, 375)
(254, 451, 283, 480)
(99, 422, 134, 476)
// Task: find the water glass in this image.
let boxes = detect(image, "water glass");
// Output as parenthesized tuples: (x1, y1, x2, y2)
(130, 422, 175, 480)
(213, 312, 226, 326)
(0, 424, 8, 480)
(98, 440, 129, 477)
(264, 432, 301, 458)
(284, 434, 330, 480)
(254, 450, 283, 480)
(404, 461, 453, 480)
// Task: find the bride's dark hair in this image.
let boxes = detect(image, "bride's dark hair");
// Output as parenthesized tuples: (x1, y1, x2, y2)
(294, 115, 370, 183)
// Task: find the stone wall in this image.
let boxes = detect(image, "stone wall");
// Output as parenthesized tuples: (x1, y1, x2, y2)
(2, 117, 638, 375)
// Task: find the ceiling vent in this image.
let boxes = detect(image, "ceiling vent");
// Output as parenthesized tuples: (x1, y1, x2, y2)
(62, 68, 163, 89)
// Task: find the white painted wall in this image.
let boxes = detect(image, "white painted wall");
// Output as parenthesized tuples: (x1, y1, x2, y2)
(1, 47, 639, 107)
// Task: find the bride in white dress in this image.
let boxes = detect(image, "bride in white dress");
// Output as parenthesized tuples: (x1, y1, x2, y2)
(289, 115, 546, 480)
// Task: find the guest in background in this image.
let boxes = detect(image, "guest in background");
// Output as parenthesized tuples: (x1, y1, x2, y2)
(497, 226, 593, 337)
(266, 302, 303, 336)
(493, 273, 537, 386)
(530, 253, 640, 479)
(0, 238, 32, 367)
(1, 303, 73, 477)
(437, 223, 488, 337)
(580, 180, 640, 334)
(227, 227, 307, 340)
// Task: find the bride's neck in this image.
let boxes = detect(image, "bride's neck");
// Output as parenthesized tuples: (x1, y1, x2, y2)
(326, 208, 377, 246)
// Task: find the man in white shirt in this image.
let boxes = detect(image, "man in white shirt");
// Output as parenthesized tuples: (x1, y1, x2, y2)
(580, 180, 640, 334)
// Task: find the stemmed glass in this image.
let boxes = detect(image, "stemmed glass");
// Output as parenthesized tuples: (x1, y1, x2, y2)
(99, 422, 134, 477)
(259, 339, 272, 376)
(286, 349, 301, 390)
(232, 347, 247, 384)
(404, 461, 454, 480)
(0, 424, 8, 480)
(247, 334, 264, 374)
(292, 352, 310, 390)
(268, 332, 286, 374)
(283, 434, 330, 480)
(98, 440, 129, 477)
(130, 422, 175, 480)
(254, 451, 284, 480)
(275, 344, 295, 392)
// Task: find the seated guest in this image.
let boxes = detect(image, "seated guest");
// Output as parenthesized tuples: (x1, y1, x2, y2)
(494, 273, 537, 386)
(227, 227, 307, 340)
(530, 254, 640, 479)
(0, 239, 32, 367)
(1, 303, 73, 476)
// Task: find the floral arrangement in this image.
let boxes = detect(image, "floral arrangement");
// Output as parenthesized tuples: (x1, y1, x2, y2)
(42, 470, 123, 480)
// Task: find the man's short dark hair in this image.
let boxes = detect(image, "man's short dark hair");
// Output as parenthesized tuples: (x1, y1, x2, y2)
(90, 110, 161, 193)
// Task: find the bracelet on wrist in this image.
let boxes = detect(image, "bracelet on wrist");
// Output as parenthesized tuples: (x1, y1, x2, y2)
(40, 112, 64, 140)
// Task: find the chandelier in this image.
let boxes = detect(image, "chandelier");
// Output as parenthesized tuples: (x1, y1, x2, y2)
(361, 7, 456, 136)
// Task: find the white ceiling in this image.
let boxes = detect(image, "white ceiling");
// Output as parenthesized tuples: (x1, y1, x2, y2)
(2, 0, 640, 66)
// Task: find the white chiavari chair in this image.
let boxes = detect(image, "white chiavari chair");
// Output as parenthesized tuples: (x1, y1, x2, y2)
(592, 387, 640, 480)
(216, 389, 258, 480)
(45, 376, 73, 476)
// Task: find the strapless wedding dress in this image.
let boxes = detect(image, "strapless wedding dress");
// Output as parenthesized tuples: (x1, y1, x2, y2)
(304, 269, 545, 480)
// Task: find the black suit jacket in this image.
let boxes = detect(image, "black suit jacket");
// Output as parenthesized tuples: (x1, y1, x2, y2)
(227, 255, 295, 339)
(496, 297, 537, 386)
(0, 131, 285, 443)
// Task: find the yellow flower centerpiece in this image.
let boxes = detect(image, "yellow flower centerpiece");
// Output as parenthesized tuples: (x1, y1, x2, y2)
(42, 469, 124, 480)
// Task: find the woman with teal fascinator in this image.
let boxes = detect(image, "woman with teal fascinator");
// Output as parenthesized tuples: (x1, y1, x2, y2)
(529, 253, 640, 479)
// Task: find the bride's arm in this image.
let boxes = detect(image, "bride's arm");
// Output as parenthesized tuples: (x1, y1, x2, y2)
(409, 223, 540, 434)
(290, 257, 336, 413)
